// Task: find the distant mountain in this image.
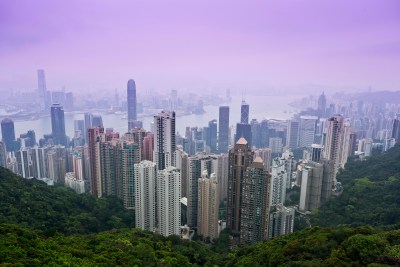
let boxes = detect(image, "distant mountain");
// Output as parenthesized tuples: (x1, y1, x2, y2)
(350, 90, 400, 104)
(0, 167, 135, 236)
(311, 144, 400, 229)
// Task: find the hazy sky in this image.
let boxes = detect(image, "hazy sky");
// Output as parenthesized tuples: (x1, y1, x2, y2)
(1, 0, 399, 94)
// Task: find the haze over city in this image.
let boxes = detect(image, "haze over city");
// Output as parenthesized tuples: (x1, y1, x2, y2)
(2, 1, 400, 265)
(1, 0, 400, 94)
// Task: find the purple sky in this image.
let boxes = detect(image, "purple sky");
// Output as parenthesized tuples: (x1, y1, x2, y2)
(1, 0, 399, 94)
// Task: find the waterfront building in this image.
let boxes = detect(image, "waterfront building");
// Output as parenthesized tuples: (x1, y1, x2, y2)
(51, 104, 66, 146)
(1, 118, 16, 152)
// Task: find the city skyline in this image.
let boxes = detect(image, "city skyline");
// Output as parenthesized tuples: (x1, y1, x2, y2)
(2, 0, 400, 260)
(1, 0, 399, 93)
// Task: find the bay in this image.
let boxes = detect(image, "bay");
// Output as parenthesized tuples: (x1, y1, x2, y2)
(7, 94, 302, 141)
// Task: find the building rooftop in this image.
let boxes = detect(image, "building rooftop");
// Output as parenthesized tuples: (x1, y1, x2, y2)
(236, 137, 248, 145)
(253, 156, 263, 163)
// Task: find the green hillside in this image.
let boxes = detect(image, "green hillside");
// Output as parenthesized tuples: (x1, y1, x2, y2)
(1, 145, 400, 265)
(312, 144, 400, 229)
(1, 224, 400, 266)
(0, 167, 135, 236)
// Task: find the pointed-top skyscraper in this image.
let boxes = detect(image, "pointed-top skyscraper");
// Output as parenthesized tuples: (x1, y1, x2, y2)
(127, 79, 137, 121)
(240, 100, 249, 124)
(226, 137, 254, 246)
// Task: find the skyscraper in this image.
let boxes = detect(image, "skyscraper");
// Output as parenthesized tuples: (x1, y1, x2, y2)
(250, 119, 261, 148)
(240, 100, 249, 124)
(317, 92, 327, 117)
(197, 171, 219, 240)
(175, 147, 189, 198)
(286, 120, 300, 149)
(153, 111, 176, 170)
(187, 153, 214, 228)
(84, 113, 93, 130)
(212, 153, 229, 202)
(127, 79, 137, 122)
(1, 118, 16, 152)
(124, 128, 146, 162)
(260, 119, 269, 148)
(207, 119, 218, 153)
(37, 69, 47, 110)
(255, 148, 272, 171)
(98, 140, 118, 197)
(320, 158, 335, 203)
(218, 106, 229, 153)
(226, 137, 254, 246)
(51, 104, 66, 146)
(157, 166, 181, 237)
(236, 100, 252, 148)
(240, 156, 270, 244)
(119, 141, 141, 209)
(31, 147, 50, 180)
(46, 146, 67, 184)
(235, 123, 252, 148)
(15, 148, 31, 178)
(270, 157, 287, 207)
(311, 144, 323, 162)
(268, 204, 295, 239)
(298, 162, 324, 212)
(339, 121, 352, 168)
(92, 115, 103, 127)
(74, 120, 85, 145)
(0, 142, 6, 167)
(134, 160, 157, 232)
(391, 114, 400, 143)
(143, 132, 154, 161)
(88, 126, 104, 196)
(299, 116, 317, 148)
(324, 115, 344, 165)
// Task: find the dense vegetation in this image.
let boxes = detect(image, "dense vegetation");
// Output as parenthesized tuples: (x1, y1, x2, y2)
(312, 144, 400, 230)
(1, 145, 400, 265)
(0, 167, 135, 236)
(1, 224, 400, 266)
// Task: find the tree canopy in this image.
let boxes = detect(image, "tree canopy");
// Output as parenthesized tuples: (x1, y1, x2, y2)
(0, 167, 135, 236)
(311, 144, 400, 230)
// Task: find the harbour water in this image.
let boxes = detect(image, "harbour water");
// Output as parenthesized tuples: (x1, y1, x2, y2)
(8, 94, 302, 141)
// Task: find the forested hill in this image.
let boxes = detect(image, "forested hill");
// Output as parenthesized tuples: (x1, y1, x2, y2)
(0, 167, 135, 236)
(1, 224, 400, 266)
(2, 144, 400, 265)
(312, 143, 400, 229)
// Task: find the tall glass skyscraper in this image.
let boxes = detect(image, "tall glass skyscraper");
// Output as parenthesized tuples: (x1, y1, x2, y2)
(207, 119, 217, 153)
(37, 69, 47, 111)
(51, 104, 66, 145)
(218, 106, 229, 153)
(240, 100, 249, 124)
(1, 118, 16, 152)
(127, 79, 137, 122)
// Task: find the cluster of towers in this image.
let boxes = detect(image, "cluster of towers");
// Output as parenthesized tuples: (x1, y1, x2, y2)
(4, 77, 400, 245)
